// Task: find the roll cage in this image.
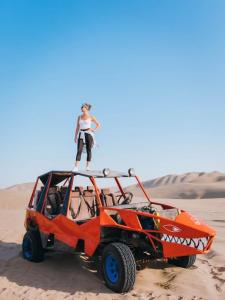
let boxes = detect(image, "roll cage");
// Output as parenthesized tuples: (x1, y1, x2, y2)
(28, 170, 152, 218)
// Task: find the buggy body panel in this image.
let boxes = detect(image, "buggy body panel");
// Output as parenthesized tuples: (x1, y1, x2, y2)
(24, 170, 216, 258)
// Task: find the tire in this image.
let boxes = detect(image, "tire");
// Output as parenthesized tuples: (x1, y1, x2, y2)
(22, 230, 44, 262)
(102, 242, 136, 293)
(168, 255, 196, 268)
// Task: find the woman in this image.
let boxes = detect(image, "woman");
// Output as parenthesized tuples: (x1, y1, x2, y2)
(73, 103, 101, 171)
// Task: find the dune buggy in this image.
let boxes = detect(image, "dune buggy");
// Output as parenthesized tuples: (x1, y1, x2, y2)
(23, 168, 215, 293)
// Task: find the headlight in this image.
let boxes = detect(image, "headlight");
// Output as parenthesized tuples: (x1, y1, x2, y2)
(103, 168, 110, 176)
(128, 168, 135, 176)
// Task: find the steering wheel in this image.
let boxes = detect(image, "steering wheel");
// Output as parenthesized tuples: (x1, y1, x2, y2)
(117, 192, 133, 205)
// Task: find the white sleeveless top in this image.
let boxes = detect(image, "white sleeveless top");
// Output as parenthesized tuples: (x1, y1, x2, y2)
(79, 117, 92, 130)
(78, 116, 97, 151)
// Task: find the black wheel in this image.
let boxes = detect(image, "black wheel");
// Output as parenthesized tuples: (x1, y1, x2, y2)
(168, 255, 196, 268)
(102, 242, 136, 293)
(22, 230, 44, 262)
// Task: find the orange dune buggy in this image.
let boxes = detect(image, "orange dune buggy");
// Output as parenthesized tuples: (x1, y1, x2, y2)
(23, 168, 216, 293)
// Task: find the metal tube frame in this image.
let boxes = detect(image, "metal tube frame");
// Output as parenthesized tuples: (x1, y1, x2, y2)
(28, 177, 39, 208)
(41, 173, 53, 214)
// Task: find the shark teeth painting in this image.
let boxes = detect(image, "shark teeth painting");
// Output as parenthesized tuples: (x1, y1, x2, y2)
(161, 234, 210, 251)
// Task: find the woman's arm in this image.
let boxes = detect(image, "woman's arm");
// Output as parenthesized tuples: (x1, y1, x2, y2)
(74, 116, 80, 143)
(91, 116, 101, 132)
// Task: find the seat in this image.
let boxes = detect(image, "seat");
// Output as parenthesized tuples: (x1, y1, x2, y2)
(69, 191, 82, 220)
(87, 186, 94, 191)
(100, 188, 116, 207)
(58, 186, 68, 211)
(59, 186, 67, 198)
(69, 190, 96, 221)
(74, 186, 84, 193)
(45, 187, 61, 216)
(83, 190, 98, 218)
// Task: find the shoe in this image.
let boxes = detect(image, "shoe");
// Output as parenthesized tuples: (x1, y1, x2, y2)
(86, 167, 91, 171)
(73, 166, 79, 172)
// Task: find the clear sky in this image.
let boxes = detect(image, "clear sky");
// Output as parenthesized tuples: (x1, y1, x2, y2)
(0, 0, 225, 188)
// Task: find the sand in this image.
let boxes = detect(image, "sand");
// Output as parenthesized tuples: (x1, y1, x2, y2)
(130, 171, 225, 199)
(0, 176, 225, 299)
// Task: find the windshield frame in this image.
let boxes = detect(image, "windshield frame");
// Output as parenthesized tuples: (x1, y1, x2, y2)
(91, 175, 151, 208)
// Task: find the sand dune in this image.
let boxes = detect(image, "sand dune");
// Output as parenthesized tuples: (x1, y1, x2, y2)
(147, 182, 225, 199)
(143, 171, 225, 187)
(4, 182, 35, 192)
(131, 171, 225, 199)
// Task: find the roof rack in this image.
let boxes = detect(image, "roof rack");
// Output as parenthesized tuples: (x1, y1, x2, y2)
(38, 169, 135, 185)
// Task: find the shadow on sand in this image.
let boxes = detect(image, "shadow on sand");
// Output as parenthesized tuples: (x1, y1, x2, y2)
(0, 240, 180, 295)
(0, 240, 111, 295)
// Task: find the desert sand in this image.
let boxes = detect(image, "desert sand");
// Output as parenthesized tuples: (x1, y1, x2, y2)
(130, 171, 225, 199)
(0, 172, 224, 300)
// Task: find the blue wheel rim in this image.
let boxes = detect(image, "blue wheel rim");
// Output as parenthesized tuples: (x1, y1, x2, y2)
(105, 254, 119, 283)
(23, 237, 32, 259)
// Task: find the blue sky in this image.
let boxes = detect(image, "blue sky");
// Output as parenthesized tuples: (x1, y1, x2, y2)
(0, 0, 225, 188)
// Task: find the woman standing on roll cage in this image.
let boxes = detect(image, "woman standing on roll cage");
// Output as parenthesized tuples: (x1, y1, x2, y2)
(73, 103, 101, 171)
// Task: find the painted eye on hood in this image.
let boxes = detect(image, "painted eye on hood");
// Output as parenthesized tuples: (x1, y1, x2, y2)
(163, 224, 182, 233)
